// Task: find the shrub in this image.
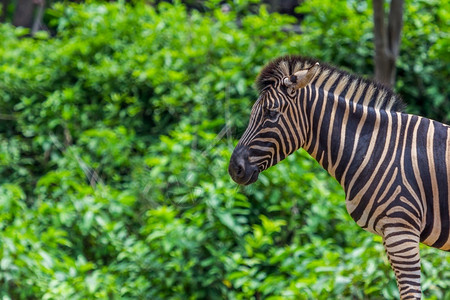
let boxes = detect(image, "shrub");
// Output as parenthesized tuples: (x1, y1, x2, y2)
(0, 1, 448, 299)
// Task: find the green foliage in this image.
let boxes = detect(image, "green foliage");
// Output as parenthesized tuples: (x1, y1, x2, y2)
(0, 0, 449, 299)
(398, 0, 449, 122)
(296, 0, 449, 123)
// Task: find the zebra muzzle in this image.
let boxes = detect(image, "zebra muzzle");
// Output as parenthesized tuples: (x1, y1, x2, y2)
(228, 145, 260, 185)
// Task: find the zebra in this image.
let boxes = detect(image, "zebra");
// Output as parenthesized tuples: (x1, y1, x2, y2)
(228, 55, 450, 299)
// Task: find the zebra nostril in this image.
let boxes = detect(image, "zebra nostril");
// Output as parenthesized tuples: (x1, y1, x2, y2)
(236, 164, 244, 177)
(229, 145, 253, 184)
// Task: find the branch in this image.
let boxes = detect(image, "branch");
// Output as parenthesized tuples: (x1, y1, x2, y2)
(31, 0, 45, 35)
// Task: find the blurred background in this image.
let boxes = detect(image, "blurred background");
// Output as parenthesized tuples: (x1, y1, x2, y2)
(0, 0, 449, 299)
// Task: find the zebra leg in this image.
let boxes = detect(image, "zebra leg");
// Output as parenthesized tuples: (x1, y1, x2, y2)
(382, 229, 422, 299)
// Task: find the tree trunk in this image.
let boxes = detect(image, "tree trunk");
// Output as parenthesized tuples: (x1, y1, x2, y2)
(373, 0, 404, 88)
(12, 0, 35, 28)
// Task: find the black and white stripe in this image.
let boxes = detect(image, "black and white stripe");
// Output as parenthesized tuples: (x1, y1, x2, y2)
(229, 55, 450, 299)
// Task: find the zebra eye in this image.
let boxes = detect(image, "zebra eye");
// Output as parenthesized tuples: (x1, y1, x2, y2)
(263, 108, 279, 120)
(287, 86, 296, 96)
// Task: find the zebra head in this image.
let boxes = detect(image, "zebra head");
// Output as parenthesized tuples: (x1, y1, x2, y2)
(229, 60, 319, 185)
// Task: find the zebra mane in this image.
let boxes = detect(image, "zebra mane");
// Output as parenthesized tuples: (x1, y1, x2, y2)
(256, 55, 405, 112)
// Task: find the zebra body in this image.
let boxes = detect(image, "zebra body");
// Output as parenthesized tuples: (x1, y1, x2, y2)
(306, 85, 450, 249)
(228, 56, 450, 299)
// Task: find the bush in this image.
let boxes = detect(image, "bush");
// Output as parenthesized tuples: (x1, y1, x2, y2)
(0, 1, 448, 299)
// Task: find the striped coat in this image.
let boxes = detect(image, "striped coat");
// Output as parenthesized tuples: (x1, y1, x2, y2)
(228, 56, 450, 299)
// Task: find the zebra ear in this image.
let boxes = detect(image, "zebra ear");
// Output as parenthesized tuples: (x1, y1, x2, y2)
(284, 62, 319, 90)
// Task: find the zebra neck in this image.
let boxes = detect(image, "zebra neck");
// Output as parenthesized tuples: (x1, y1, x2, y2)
(302, 84, 384, 189)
